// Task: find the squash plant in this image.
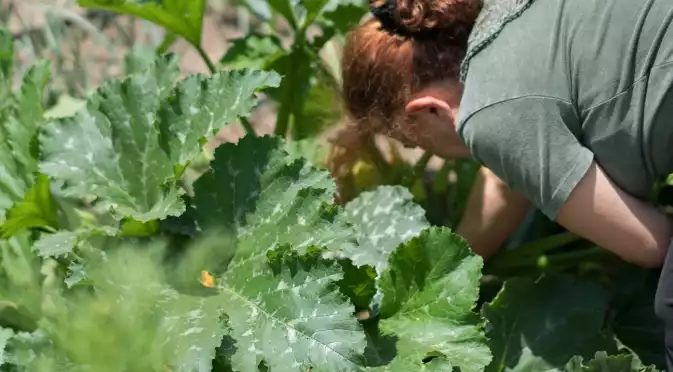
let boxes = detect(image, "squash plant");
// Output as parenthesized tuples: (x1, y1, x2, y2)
(0, 9, 667, 372)
(0, 32, 495, 371)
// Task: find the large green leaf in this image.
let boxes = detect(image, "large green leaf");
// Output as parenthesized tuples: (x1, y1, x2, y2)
(39, 55, 182, 221)
(39, 55, 279, 222)
(0, 59, 52, 225)
(217, 247, 367, 371)
(565, 351, 659, 372)
(483, 276, 618, 372)
(191, 134, 355, 257)
(370, 227, 491, 371)
(78, 0, 206, 46)
(160, 68, 280, 167)
(340, 186, 430, 273)
(186, 135, 366, 370)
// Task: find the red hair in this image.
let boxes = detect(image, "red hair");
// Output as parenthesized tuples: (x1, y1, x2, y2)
(328, 0, 481, 203)
(340, 0, 481, 133)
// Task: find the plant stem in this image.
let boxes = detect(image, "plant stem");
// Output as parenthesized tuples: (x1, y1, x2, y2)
(277, 21, 310, 138)
(414, 151, 433, 175)
(543, 246, 608, 267)
(484, 245, 608, 277)
(365, 136, 391, 175)
(157, 32, 178, 54)
(488, 231, 581, 266)
(275, 45, 302, 138)
(274, 94, 292, 137)
(432, 161, 453, 194)
(240, 117, 256, 135)
(195, 44, 217, 74)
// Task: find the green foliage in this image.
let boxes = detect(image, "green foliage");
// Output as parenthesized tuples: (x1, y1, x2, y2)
(372, 227, 491, 371)
(1, 175, 60, 238)
(0, 29, 12, 84)
(215, 245, 366, 371)
(190, 135, 355, 256)
(0, 49, 501, 371)
(124, 46, 162, 75)
(78, 0, 366, 141)
(39, 54, 280, 222)
(0, 35, 56, 237)
(284, 138, 330, 167)
(565, 352, 657, 372)
(339, 186, 430, 273)
(0, 327, 10, 364)
(609, 265, 666, 368)
(483, 276, 618, 371)
(78, 0, 205, 46)
(3, 242, 230, 371)
(218, 0, 367, 139)
(219, 33, 285, 71)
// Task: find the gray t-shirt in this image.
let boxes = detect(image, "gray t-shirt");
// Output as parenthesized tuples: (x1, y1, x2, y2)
(457, 0, 673, 220)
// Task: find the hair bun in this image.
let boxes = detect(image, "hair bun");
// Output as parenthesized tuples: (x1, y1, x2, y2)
(370, 0, 481, 40)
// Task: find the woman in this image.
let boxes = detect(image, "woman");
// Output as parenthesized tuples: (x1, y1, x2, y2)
(339, 0, 673, 366)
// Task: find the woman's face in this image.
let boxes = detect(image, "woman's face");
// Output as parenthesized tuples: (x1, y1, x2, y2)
(386, 82, 471, 159)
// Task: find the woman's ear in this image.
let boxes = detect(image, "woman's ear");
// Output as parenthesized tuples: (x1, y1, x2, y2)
(405, 96, 453, 116)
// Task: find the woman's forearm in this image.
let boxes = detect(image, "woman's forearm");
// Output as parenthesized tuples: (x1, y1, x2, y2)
(557, 162, 673, 268)
(455, 167, 531, 258)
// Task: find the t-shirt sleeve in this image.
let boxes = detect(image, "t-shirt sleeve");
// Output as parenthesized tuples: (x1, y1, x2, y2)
(457, 96, 594, 221)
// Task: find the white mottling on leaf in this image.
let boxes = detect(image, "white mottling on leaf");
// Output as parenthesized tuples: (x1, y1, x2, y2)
(181, 327, 203, 336)
(287, 328, 297, 344)
(276, 280, 288, 290)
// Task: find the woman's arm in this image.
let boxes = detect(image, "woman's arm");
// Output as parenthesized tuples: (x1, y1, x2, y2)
(457, 97, 673, 268)
(557, 161, 673, 268)
(456, 167, 531, 258)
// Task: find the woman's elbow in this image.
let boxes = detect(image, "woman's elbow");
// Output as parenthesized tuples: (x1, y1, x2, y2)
(634, 252, 665, 269)
(622, 237, 667, 268)
(632, 217, 673, 268)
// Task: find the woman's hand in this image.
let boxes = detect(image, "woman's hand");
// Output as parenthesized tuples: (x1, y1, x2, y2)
(557, 161, 673, 268)
(455, 167, 531, 258)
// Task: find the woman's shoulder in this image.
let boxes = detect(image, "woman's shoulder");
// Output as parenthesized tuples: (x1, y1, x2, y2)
(460, 0, 538, 83)
(457, 0, 575, 120)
